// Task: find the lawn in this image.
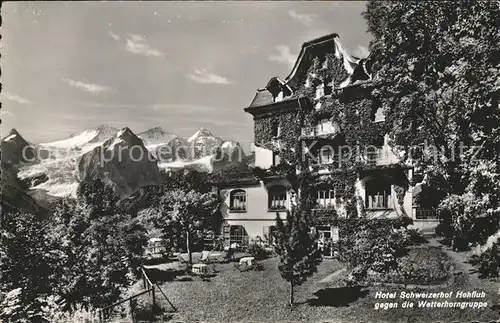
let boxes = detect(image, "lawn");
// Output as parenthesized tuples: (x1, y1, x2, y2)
(144, 247, 499, 323)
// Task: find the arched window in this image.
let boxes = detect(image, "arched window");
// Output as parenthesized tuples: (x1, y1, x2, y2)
(268, 185, 287, 210)
(365, 180, 392, 209)
(230, 189, 247, 211)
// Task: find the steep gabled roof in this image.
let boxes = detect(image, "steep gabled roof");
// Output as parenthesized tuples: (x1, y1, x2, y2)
(284, 33, 365, 89)
(248, 88, 274, 109)
(246, 33, 373, 112)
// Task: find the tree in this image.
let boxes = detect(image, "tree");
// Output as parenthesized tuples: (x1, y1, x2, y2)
(49, 179, 147, 308)
(0, 212, 61, 322)
(363, 1, 500, 249)
(155, 190, 219, 265)
(273, 207, 322, 306)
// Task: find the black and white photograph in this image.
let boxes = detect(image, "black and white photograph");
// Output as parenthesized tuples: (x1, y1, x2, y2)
(1, 1, 499, 322)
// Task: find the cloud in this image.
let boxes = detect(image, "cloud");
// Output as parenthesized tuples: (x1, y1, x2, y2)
(75, 102, 138, 109)
(352, 45, 370, 58)
(288, 9, 317, 27)
(186, 68, 233, 85)
(125, 34, 164, 57)
(269, 45, 297, 68)
(108, 31, 120, 40)
(2, 91, 32, 104)
(2, 110, 15, 117)
(62, 78, 109, 94)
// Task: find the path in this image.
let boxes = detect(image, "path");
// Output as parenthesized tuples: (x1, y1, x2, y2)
(427, 237, 482, 285)
(319, 267, 346, 283)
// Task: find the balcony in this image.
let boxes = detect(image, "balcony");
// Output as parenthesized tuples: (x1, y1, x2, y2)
(364, 148, 396, 167)
(301, 123, 340, 138)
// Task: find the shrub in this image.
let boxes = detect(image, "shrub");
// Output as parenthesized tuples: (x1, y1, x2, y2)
(472, 230, 500, 278)
(340, 219, 410, 285)
(245, 243, 269, 260)
(403, 229, 428, 244)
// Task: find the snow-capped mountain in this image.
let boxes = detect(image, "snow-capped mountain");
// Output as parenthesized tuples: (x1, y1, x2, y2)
(188, 127, 224, 159)
(17, 125, 119, 198)
(8, 125, 245, 202)
(78, 127, 162, 198)
(41, 124, 119, 149)
(138, 126, 177, 146)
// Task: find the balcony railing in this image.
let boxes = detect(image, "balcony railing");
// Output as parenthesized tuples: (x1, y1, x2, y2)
(364, 149, 395, 167)
(301, 124, 339, 138)
(415, 209, 440, 220)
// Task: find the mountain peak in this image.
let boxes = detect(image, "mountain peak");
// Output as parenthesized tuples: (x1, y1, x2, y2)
(188, 127, 214, 142)
(9, 128, 20, 136)
(3, 128, 28, 144)
(95, 124, 118, 132)
(117, 127, 135, 138)
(150, 126, 166, 132)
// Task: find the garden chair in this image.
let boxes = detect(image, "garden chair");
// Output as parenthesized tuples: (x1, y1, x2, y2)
(199, 250, 217, 273)
(176, 254, 190, 270)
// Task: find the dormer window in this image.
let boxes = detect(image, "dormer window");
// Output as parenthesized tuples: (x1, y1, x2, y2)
(274, 91, 284, 102)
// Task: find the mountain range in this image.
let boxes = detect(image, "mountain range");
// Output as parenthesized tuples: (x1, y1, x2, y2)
(1, 125, 245, 211)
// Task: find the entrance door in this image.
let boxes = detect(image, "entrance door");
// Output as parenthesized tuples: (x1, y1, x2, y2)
(317, 226, 339, 257)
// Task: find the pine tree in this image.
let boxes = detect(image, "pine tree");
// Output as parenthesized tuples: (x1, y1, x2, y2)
(273, 207, 323, 306)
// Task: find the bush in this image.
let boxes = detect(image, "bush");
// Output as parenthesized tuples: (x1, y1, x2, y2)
(403, 229, 428, 244)
(245, 243, 269, 260)
(473, 230, 500, 278)
(340, 218, 410, 285)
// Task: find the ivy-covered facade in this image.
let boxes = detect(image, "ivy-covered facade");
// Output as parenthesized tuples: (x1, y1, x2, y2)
(217, 33, 418, 251)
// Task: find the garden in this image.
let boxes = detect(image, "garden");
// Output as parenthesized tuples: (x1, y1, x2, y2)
(117, 233, 499, 323)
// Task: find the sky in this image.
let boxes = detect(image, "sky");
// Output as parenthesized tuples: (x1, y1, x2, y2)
(1, 1, 372, 151)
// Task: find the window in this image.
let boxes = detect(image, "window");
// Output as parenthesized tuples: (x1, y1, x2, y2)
(211, 186, 219, 197)
(268, 185, 287, 210)
(264, 226, 277, 243)
(317, 189, 335, 208)
(316, 119, 335, 135)
(230, 189, 247, 211)
(365, 181, 392, 209)
(230, 225, 248, 245)
(274, 91, 284, 102)
(318, 146, 334, 164)
(315, 84, 324, 99)
(271, 121, 280, 137)
(324, 83, 333, 96)
(273, 152, 281, 166)
(366, 147, 382, 166)
(374, 107, 385, 122)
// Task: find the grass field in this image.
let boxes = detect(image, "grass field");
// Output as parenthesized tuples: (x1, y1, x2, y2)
(151, 245, 500, 323)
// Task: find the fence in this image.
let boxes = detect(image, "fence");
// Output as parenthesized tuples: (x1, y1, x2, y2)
(97, 267, 176, 322)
